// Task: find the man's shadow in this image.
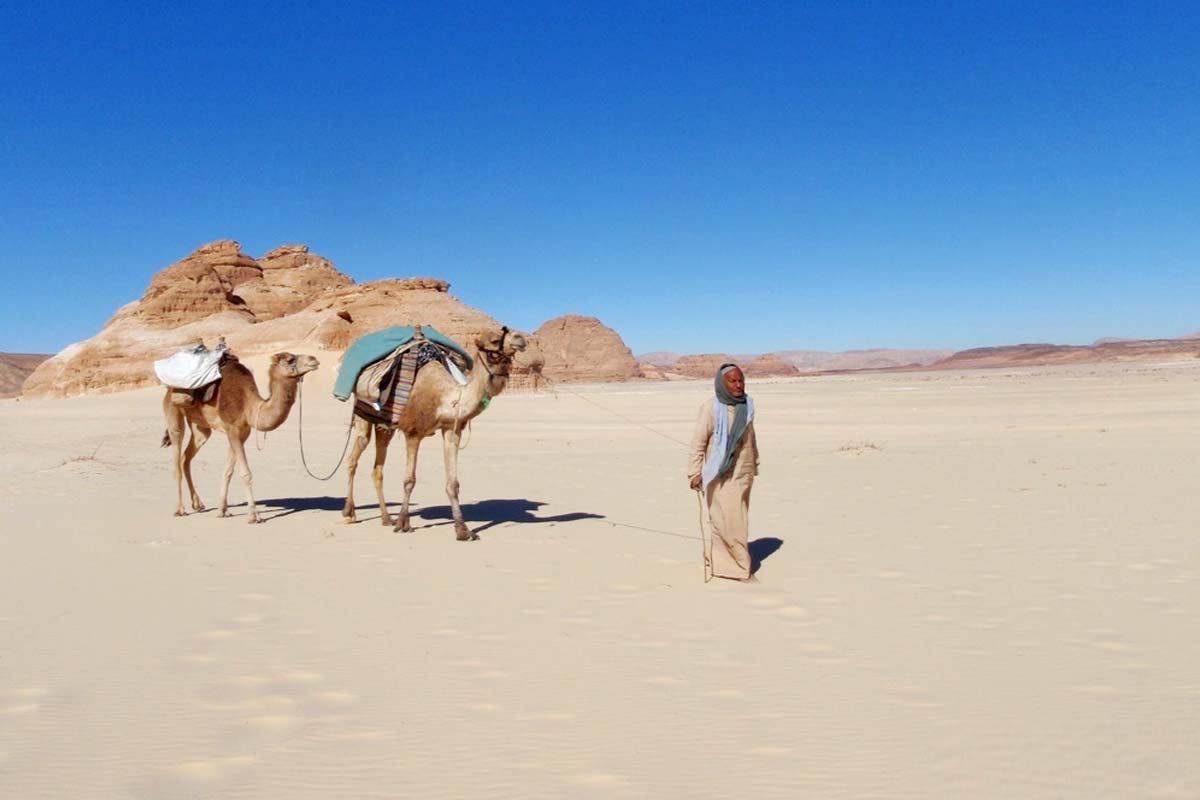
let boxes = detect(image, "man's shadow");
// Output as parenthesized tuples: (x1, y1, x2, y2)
(417, 499, 605, 535)
(749, 537, 784, 575)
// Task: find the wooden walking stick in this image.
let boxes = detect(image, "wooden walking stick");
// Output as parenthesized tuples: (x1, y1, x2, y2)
(695, 489, 713, 583)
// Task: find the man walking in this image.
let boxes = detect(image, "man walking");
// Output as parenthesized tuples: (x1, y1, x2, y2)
(688, 364, 759, 581)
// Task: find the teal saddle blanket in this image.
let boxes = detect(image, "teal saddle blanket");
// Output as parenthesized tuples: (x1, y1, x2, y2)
(333, 325, 472, 401)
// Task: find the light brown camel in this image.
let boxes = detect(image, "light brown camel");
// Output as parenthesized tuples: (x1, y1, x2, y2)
(161, 351, 320, 523)
(341, 326, 526, 540)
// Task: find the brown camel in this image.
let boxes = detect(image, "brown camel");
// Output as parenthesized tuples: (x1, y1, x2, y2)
(342, 326, 526, 540)
(161, 351, 320, 523)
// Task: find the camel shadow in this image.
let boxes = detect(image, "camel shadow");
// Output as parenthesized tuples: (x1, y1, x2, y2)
(417, 498, 605, 535)
(749, 537, 784, 574)
(251, 496, 377, 522)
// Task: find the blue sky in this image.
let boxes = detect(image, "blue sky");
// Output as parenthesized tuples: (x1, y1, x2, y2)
(2, 1, 1197, 355)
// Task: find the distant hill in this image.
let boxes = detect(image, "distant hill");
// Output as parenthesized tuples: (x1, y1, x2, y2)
(0, 353, 51, 398)
(931, 338, 1200, 370)
(636, 347, 951, 377)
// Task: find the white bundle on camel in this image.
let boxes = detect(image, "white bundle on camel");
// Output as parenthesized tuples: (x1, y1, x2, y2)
(154, 340, 229, 389)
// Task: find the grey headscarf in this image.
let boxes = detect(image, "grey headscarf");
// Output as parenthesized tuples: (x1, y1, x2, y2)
(713, 363, 750, 480)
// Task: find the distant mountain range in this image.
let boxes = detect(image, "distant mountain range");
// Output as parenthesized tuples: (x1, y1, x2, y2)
(638, 334, 1200, 377)
(637, 348, 953, 377)
(928, 337, 1200, 370)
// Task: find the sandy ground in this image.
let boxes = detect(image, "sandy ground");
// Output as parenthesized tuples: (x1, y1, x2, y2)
(2, 357, 1198, 799)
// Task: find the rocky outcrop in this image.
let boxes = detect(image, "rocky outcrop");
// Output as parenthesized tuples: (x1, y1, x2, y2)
(671, 354, 734, 379)
(0, 353, 50, 398)
(745, 355, 800, 376)
(669, 354, 798, 378)
(532, 315, 642, 383)
(22, 241, 547, 398)
(233, 244, 354, 320)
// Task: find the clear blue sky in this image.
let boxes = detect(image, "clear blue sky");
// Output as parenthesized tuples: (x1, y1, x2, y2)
(2, 1, 1197, 356)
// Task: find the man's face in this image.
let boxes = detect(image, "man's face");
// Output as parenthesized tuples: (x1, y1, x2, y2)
(722, 368, 745, 397)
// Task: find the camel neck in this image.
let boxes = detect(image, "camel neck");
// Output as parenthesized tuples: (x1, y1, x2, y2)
(253, 372, 299, 431)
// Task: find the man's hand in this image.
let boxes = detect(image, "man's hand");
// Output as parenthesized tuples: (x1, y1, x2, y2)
(689, 474, 702, 491)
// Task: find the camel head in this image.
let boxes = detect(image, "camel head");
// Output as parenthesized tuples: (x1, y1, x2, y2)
(474, 327, 527, 376)
(269, 352, 321, 381)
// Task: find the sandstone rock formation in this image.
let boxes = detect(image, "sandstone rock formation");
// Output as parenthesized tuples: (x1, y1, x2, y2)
(671, 354, 735, 379)
(745, 355, 800, 376)
(668, 354, 798, 378)
(532, 315, 642, 383)
(22, 241, 544, 398)
(0, 353, 50, 398)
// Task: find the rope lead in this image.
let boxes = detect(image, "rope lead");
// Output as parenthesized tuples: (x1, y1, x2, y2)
(296, 380, 356, 481)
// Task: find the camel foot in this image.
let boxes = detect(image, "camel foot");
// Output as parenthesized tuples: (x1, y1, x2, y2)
(219, 509, 231, 518)
(246, 516, 260, 525)
(191, 499, 206, 512)
(340, 514, 357, 524)
(393, 518, 414, 533)
(455, 524, 478, 542)
(174, 509, 186, 517)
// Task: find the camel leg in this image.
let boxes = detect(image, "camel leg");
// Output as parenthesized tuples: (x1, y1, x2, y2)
(394, 434, 421, 533)
(165, 413, 187, 517)
(342, 417, 371, 523)
(218, 436, 237, 518)
(442, 428, 476, 541)
(182, 423, 211, 512)
(229, 429, 259, 524)
(372, 426, 395, 526)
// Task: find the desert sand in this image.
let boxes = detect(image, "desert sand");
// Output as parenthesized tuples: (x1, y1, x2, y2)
(2, 357, 1198, 799)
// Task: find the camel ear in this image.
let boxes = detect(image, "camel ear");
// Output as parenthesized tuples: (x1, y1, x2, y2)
(270, 354, 283, 365)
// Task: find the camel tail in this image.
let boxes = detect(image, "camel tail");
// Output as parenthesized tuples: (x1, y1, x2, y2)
(160, 430, 171, 448)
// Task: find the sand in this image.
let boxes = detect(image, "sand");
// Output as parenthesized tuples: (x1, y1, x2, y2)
(1, 358, 1198, 799)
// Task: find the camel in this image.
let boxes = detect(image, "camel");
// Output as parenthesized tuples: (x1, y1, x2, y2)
(161, 351, 320, 523)
(342, 326, 526, 540)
